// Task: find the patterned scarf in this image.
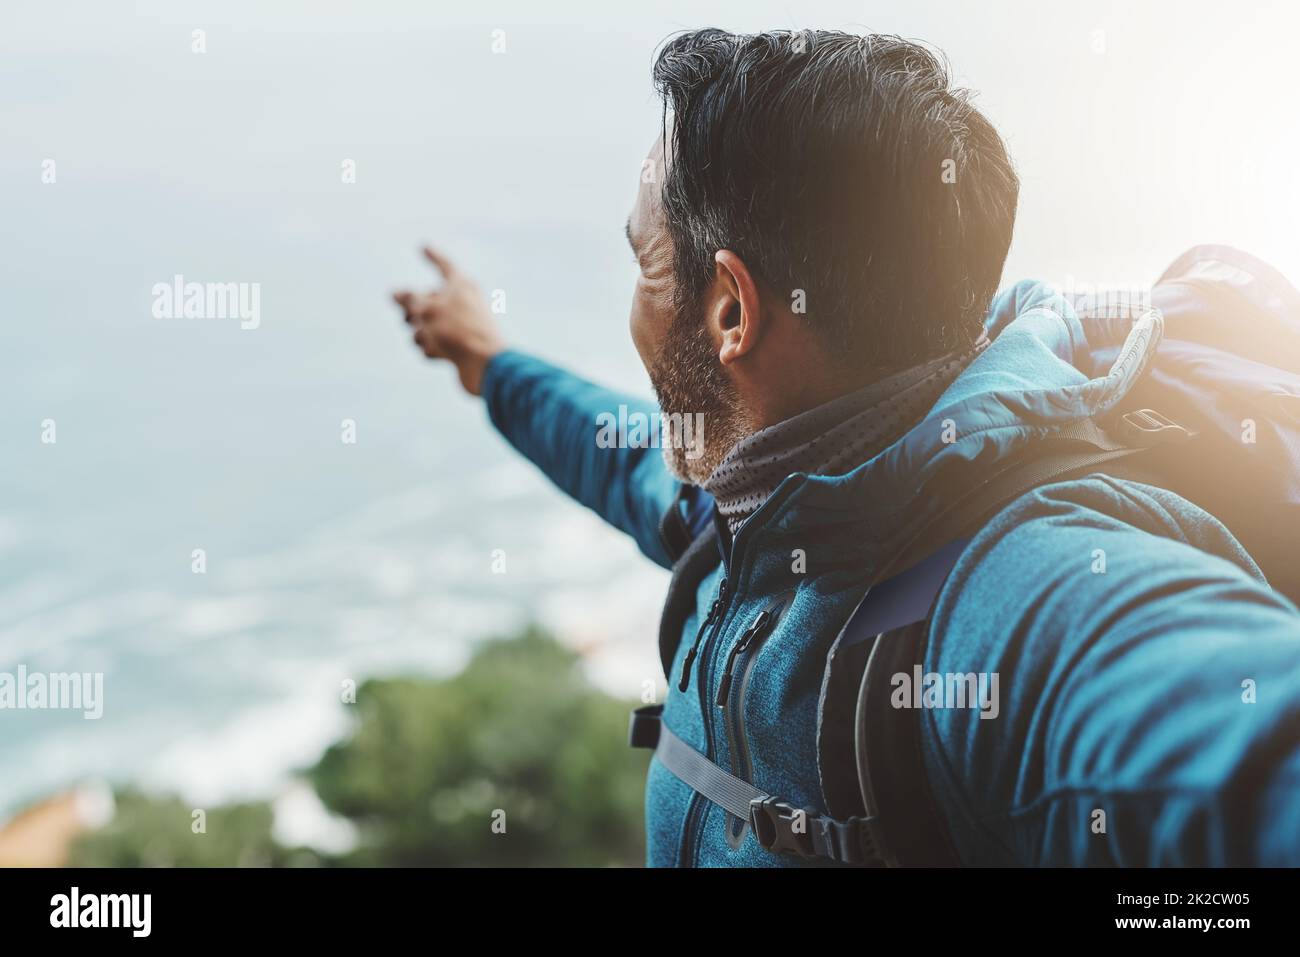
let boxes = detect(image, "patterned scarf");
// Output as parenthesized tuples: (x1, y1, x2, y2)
(702, 334, 989, 535)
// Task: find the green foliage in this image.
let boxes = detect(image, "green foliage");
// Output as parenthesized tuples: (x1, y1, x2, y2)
(67, 627, 648, 867)
(68, 789, 315, 867)
(310, 626, 648, 866)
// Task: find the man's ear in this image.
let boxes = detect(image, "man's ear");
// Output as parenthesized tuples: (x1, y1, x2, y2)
(706, 249, 764, 366)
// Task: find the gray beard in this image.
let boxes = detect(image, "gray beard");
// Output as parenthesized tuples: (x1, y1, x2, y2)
(648, 304, 749, 486)
(655, 397, 748, 487)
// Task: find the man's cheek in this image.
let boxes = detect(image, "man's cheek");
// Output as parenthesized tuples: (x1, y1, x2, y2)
(629, 300, 656, 368)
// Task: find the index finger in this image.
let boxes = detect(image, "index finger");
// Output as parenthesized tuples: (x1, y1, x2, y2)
(422, 246, 458, 280)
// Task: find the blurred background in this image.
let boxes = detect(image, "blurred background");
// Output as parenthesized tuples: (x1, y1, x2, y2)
(2, 0, 1299, 865)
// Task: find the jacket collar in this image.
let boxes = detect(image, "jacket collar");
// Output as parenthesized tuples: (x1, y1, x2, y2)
(724, 284, 1161, 577)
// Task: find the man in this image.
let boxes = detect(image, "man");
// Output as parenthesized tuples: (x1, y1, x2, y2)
(393, 29, 1300, 866)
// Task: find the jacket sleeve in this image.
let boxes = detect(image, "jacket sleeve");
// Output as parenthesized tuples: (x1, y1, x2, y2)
(923, 474, 1300, 866)
(480, 349, 683, 569)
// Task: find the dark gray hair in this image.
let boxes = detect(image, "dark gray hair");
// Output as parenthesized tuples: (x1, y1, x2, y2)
(652, 29, 1019, 371)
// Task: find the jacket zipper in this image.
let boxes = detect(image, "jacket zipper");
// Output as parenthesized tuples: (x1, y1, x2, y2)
(717, 607, 778, 843)
(716, 610, 772, 708)
(676, 575, 732, 866)
(677, 579, 729, 692)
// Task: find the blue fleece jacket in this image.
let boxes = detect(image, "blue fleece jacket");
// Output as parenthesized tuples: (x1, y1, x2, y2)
(481, 276, 1300, 867)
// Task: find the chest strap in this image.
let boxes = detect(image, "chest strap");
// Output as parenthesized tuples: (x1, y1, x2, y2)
(629, 704, 889, 866)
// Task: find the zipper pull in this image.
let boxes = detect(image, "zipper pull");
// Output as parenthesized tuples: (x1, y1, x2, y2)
(716, 610, 772, 708)
(677, 579, 729, 693)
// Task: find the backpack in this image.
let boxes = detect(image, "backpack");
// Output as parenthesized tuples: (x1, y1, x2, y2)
(631, 245, 1300, 866)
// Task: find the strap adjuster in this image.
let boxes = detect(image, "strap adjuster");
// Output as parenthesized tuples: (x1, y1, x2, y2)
(627, 704, 663, 750)
(811, 815, 889, 866)
(1118, 408, 1192, 445)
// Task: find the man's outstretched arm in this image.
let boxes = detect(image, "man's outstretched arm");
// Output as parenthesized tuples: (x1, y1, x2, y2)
(926, 475, 1300, 865)
(393, 246, 681, 568)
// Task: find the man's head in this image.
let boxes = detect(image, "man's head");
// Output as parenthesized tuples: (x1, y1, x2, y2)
(627, 29, 1018, 484)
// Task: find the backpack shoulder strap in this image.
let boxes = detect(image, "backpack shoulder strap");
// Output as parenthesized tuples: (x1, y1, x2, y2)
(658, 484, 716, 562)
(814, 537, 971, 847)
(856, 618, 964, 866)
(656, 485, 723, 680)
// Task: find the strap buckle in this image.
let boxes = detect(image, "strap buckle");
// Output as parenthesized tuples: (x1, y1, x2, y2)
(1118, 408, 1192, 445)
(749, 798, 889, 865)
(749, 798, 816, 857)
